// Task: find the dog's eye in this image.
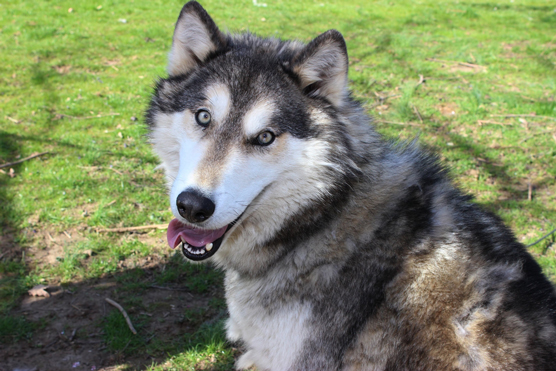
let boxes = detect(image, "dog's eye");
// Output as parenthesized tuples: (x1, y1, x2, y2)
(255, 131, 275, 146)
(195, 109, 211, 127)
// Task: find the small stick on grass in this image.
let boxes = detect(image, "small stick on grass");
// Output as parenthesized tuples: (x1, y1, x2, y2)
(105, 298, 137, 335)
(491, 114, 556, 121)
(0, 151, 50, 169)
(518, 129, 555, 144)
(477, 120, 510, 126)
(5, 116, 21, 123)
(108, 167, 124, 176)
(427, 58, 486, 70)
(415, 74, 425, 90)
(71, 304, 84, 314)
(413, 105, 423, 123)
(527, 228, 556, 248)
(120, 339, 132, 353)
(58, 113, 120, 120)
(376, 120, 421, 127)
(69, 328, 77, 342)
(96, 224, 167, 233)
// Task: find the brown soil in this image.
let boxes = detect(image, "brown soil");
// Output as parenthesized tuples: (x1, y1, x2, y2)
(1, 228, 225, 371)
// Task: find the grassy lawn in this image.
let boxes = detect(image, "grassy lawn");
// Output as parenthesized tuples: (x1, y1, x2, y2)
(1, 0, 555, 369)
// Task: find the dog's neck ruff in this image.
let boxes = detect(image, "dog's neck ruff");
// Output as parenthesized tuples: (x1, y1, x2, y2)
(167, 218, 228, 261)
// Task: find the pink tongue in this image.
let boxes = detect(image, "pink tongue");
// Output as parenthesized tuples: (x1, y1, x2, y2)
(167, 218, 228, 249)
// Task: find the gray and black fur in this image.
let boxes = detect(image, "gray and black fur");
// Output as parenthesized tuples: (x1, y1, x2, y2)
(147, 2, 556, 370)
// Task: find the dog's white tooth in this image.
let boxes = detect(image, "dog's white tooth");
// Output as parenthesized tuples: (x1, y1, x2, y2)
(181, 236, 186, 243)
(206, 243, 213, 251)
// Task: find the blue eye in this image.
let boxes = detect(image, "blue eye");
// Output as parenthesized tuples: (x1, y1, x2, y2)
(256, 131, 275, 146)
(195, 109, 211, 127)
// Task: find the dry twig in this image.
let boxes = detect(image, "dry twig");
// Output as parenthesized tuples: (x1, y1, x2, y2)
(96, 224, 167, 233)
(105, 298, 137, 334)
(477, 120, 510, 126)
(415, 74, 426, 90)
(57, 113, 120, 120)
(413, 105, 423, 123)
(518, 129, 555, 144)
(149, 285, 192, 293)
(108, 167, 124, 176)
(527, 228, 556, 248)
(5, 116, 21, 123)
(491, 114, 556, 121)
(376, 120, 421, 127)
(427, 58, 486, 70)
(0, 151, 50, 169)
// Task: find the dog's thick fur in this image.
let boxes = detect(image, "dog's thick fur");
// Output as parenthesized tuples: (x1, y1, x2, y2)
(146, 2, 556, 370)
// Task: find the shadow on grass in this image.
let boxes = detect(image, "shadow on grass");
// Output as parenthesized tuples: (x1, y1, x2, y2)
(0, 130, 29, 315)
(1, 252, 235, 371)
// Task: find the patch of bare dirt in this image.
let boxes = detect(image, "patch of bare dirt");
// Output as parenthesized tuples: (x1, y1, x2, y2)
(2, 222, 225, 371)
(500, 41, 529, 59)
(1, 267, 220, 371)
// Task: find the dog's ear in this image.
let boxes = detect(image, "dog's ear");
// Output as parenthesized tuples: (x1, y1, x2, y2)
(291, 30, 349, 107)
(168, 1, 227, 76)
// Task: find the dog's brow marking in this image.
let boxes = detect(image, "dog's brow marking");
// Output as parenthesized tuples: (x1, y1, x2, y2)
(206, 84, 231, 124)
(243, 100, 275, 137)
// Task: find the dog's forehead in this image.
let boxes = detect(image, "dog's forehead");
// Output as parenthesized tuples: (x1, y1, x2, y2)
(157, 53, 315, 139)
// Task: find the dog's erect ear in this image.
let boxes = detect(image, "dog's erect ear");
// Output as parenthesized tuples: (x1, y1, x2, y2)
(168, 1, 227, 76)
(291, 30, 349, 107)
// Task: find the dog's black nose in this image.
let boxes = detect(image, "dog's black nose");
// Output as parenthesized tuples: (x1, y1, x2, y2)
(176, 189, 215, 223)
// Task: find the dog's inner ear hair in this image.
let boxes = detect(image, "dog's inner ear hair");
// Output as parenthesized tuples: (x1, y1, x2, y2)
(291, 29, 349, 107)
(168, 1, 227, 77)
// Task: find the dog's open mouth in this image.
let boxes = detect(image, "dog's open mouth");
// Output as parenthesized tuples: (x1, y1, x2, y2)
(167, 218, 237, 261)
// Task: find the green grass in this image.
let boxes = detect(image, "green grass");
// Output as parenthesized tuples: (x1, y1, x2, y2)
(0, 315, 38, 344)
(148, 321, 236, 371)
(1, 0, 555, 368)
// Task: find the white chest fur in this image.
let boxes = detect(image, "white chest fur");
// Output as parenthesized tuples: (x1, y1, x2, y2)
(225, 271, 312, 371)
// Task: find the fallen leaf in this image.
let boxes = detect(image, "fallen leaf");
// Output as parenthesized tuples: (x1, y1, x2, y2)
(9, 168, 15, 178)
(29, 285, 50, 297)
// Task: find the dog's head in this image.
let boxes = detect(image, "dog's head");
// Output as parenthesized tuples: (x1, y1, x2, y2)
(146, 1, 368, 265)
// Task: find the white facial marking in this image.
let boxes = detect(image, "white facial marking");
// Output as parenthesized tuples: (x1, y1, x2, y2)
(168, 111, 210, 220)
(243, 100, 275, 137)
(206, 84, 231, 123)
(162, 83, 233, 224)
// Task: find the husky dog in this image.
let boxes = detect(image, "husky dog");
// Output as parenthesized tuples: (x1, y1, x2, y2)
(146, 2, 556, 370)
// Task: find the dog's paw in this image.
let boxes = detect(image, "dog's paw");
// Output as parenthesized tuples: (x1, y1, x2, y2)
(225, 317, 242, 341)
(236, 350, 256, 370)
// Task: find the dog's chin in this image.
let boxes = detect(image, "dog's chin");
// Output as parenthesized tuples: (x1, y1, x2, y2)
(180, 233, 225, 261)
